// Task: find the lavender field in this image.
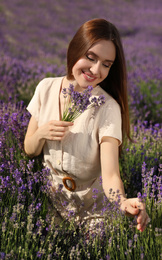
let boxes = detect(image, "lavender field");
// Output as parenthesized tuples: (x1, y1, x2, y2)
(0, 0, 162, 259)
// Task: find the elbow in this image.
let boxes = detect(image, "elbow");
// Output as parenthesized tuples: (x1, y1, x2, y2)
(24, 141, 35, 158)
(24, 144, 42, 158)
(24, 134, 44, 158)
(24, 146, 34, 158)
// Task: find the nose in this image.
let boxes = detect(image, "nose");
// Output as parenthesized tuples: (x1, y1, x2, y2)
(90, 62, 101, 75)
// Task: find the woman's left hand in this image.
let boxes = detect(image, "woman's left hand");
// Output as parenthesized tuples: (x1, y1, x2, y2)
(120, 198, 150, 232)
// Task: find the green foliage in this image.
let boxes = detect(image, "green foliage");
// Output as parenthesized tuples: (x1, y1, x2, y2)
(130, 79, 162, 125)
(1, 195, 162, 259)
(0, 125, 162, 259)
(119, 122, 161, 197)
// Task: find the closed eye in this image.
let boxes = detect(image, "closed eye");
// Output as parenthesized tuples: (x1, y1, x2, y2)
(86, 54, 95, 61)
(86, 53, 113, 69)
(103, 63, 111, 68)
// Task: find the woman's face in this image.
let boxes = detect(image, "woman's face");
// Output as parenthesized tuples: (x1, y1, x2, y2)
(72, 40, 116, 91)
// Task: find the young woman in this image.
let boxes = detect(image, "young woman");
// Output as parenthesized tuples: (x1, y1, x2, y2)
(24, 18, 149, 231)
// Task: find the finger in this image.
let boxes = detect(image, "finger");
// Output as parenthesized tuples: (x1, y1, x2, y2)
(50, 120, 74, 126)
(129, 198, 145, 210)
(49, 135, 65, 141)
(137, 211, 149, 227)
(137, 220, 147, 232)
(124, 205, 139, 217)
(50, 126, 69, 132)
(136, 209, 147, 223)
(137, 202, 145, 211)
(129, 199, 146, 217)
(120, 199, 139, 216)
(50, 131, 65, 137)
(137, 212, 150, 232)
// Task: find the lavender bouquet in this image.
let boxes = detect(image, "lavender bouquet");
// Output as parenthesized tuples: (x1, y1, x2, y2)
(61, 84, 105, 122)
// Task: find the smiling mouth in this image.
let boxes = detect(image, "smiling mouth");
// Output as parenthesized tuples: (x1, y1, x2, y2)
(82, 71, 97, 81)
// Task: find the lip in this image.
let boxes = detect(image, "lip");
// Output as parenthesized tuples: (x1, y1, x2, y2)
(82, 71, 97, 82)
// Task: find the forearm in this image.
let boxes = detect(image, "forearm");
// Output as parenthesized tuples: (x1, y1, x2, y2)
(102, 173, 126, 204)
(100, 138, 126, 204)
(24, 117, 73, 157)
(24, 129, 45, 157)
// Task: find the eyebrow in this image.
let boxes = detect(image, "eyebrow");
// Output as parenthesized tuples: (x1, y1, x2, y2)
(87, 51, 114, 63)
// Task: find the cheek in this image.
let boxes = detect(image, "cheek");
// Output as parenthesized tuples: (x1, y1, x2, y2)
(76, 59, 85, 66)
(72, 61, 81, 72)
(72, 60, 87, 75)
(74, 59, 88, 69)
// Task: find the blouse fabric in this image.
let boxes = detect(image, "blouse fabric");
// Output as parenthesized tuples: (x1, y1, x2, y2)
(27, 76, 122, 224)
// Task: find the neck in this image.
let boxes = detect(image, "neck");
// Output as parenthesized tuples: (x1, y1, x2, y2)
(65, 76, 83, 93)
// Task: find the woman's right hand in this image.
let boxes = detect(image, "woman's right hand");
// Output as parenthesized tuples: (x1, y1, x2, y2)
(38, 120, 74, 141)
(24, 116, 73, 157)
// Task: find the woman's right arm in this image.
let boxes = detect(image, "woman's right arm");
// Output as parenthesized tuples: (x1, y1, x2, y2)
(24, 116, 73, 157)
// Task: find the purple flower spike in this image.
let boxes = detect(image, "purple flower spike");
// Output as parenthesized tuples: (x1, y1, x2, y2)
(61, 84, 105, 122)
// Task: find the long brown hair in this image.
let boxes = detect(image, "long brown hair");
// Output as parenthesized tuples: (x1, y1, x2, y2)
(67, 18, 131, 151)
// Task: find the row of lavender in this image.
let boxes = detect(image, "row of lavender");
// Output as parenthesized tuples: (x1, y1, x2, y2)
(0, 0, 161, 124)
(1, 54, 161, 124)
(0, 0, 162, 258)
(0, 99, 161, 259)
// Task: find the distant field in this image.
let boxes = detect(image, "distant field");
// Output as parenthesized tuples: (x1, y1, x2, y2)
(0, 0, 162, 259)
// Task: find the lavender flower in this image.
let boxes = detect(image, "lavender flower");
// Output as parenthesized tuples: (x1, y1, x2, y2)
(61, 84, 105, 122)
(0, 1, 162, 258)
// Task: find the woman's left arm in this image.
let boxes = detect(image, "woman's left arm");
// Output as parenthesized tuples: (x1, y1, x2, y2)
(100, 136, 149, 232)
